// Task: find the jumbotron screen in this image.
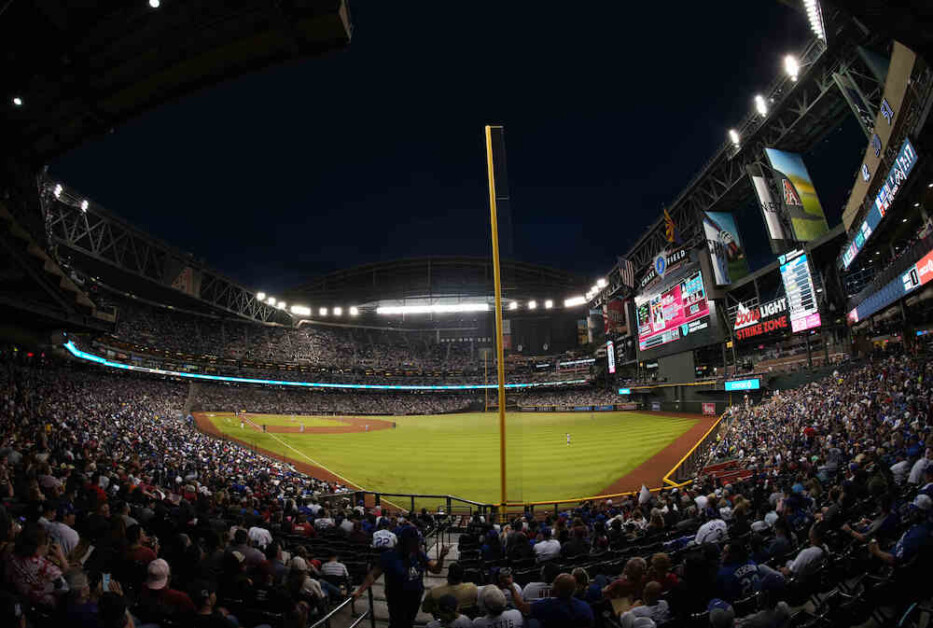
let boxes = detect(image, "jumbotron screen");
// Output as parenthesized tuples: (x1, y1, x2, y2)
(636, 268, 710, 352)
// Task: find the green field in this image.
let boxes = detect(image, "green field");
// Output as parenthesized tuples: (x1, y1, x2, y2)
(207, 411, 696, 506)
(206, 413, 346, 429)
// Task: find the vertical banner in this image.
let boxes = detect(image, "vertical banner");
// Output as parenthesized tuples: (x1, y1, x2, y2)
(577, 319, 588, 346)
(703, 211, 749, 286)
(502, 318, 512, 349)
(607, 340, 616, 374)
(747, 163, 793, 251)
(764, 148, 830, 242)
(603, 298, 628, 335)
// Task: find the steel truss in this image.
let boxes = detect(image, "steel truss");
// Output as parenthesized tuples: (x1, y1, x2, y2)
(39, 178, 287, 324)
(596, 19, 884, 308)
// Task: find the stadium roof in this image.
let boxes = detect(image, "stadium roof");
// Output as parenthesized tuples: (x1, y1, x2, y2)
(285, 257, 589, 306)
(2, 0, 351, 166)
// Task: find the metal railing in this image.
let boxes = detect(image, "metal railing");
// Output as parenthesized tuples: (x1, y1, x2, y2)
(309, 590, 374, 628)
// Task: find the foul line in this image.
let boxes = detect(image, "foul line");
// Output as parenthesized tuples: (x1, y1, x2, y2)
(259, 430, 408, 512)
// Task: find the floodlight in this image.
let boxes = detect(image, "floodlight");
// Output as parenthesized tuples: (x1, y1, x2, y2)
(596, 278, 607, 288)
(528, 300, 538, 310)
(149, 0, 161, 8)
(266, 297, 276, 306)
(12, 97, 22, 107)
(754, 94, 768, 117)
(784, 55, 799, 81)
(804, 0, 825, 41)
(277, 301, 286, 310)
(349, 306, 359, 316)
(80, 200, 89, 212)
(728, 129, 740, 146)
(564, 296, 586, 307)
(319, 307, 328, 316)
(333, 306, 343, 316)
(508, 302, 518, 310)
(257, 292, 266, 301)
(376, 303, 489, 315)
(53, 184, 63, 198)
(290, 305, 311, 316)
(544, 300, 554, 309)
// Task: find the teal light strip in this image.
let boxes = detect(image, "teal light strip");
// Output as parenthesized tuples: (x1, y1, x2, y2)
(63, 341, 587, 391)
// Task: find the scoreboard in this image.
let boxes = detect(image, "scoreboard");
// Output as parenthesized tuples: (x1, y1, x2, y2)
(779, 250, 821, 333)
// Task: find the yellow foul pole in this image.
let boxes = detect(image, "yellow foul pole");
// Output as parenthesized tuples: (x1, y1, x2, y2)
(484, 125, 508, 509)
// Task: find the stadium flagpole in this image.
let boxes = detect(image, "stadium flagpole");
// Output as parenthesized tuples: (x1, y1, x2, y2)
(484, 125, 508, 511)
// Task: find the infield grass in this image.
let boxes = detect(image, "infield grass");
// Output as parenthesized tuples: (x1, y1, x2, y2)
(207, 411, 696, 506)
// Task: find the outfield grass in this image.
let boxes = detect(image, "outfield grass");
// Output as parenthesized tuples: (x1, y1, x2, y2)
(208, 412, 346, 429)
(208, 411, 696, 505)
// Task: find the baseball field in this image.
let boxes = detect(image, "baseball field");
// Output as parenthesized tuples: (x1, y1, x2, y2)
(197, 411, 711, 507)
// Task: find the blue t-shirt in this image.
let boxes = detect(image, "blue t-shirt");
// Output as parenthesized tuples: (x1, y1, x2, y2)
(716, 560, 761, 601)
(893, 522, 931, 564)
(530, 596, 594, 628)
(380, 549, 428, 595)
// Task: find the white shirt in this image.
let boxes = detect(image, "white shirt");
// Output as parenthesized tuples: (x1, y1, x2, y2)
(520, 581, 550, 600)
(321, 561, 349, 578)
(695, 519, 729, 545)
(427, 617, 472, 628)
(248, 526, 273, 549)
(473, 609, 524, 627)
(315, 517, 335, 530)
(788, 545, 824, 576)
(621, 600, 671, 625)
(46, 521, 80, 556)
(908, 458, 930, 484)
(373, 529, 398, 549)
(339, 519, 354, 534)
(891, 460, 911, 484)
(533, 539, 561, 562)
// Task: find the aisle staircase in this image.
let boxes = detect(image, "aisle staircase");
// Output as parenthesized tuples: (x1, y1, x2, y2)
(327, 533, 462, 628)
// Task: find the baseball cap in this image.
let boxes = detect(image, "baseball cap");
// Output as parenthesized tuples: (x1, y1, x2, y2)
(290, 557, 309, 572)
(310, 559, 322, 571)
(911, 494, 932, 512)
(146, 559, 170, 590)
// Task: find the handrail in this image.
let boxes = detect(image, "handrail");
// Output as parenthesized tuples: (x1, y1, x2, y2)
(309, 595, 362, 628)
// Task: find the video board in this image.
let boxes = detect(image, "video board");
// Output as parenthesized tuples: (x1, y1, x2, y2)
(849, 247, 933, 323)
(636, 267, 710, 352)
(779, 250, 821, 333)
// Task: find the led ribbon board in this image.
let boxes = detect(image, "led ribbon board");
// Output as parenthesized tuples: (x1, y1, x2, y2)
(63, 341, 586, 391)
(725, 378, 760, 391)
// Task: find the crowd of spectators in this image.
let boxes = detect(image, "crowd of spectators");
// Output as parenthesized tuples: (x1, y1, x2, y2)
(413, 351, 933, 627)
(192, 384, 478, 416)
(94, 294, 593, 387)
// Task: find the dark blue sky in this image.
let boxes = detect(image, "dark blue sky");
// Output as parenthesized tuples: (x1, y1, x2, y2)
(50, 1, 862, 292)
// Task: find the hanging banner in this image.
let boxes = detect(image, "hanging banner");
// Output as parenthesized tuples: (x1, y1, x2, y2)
(764, 148, 830, 242)
(748, 164, 793, 252)
(703, 211, 750, 286)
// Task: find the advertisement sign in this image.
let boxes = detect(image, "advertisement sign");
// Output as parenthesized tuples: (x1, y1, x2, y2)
(651, 401, 661, 411)
(603, 298, 628, 335)
(638, 248, 689, 290)
(734, 297, 790, 341)
(764, 149, 830, 242)
(704, 211, 750, 285)
(702, 402, 717, 416)
(725, 378, 760, 391)
(779, 250, 821, 333)
(748, 165, 793, 251)
(849, 246, 933, 324)
(841, 139, 918, 270)
(618, 388, 631, 395)
(606, 340, 616, 374)
(636, 268, 710, 352)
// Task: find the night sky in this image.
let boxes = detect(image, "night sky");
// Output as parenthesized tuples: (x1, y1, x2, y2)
(50, 1, 864, 293)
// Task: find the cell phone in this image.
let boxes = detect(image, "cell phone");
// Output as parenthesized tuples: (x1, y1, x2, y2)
(102, 573, 111, 591)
